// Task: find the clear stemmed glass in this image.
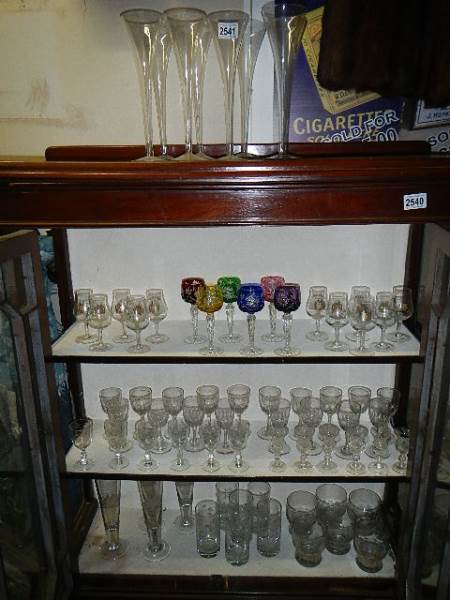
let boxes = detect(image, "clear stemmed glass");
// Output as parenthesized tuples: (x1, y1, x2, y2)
(305, 285, 329, 342)
(237, 283, 266, 355)
(336, 399, 362, 459)
(124, 294, 151, 353)
(258, 385, 282, 440)
(346, 432, 367, 475)
(319, 385, 342, 437)
(268, 397, 291, 456)
(200, 421, 221, 472)
(138, 480, 171, 561)
(196, 283, 224, 356)
(95, 479, 127, 560)
(99, 387, 123, 417)
(371, 291, 396, 352)
(181, 277, 206, 344)
(104, 419, 130, 470)
(387, 285, 414, 344)
(145, 288, 169, 344)
(148, 398, 171, 454)
(392, 429, 409, 474)
(165, 8, 211, 161)
(73, 288, 96, 344)
(168, 418, 190, 472)
(269, 408, 290, 472)
(366, 399, 391, 474)
(217, 275, 242, 343)
(183, 395, 205, 452)
(197, 384, 220, 424)
(129, 385, 152, 437)
(135, 420, 158, 472)
(215, 398, 235, 454)
(208, 10, 249, 159)
(273, 283, 301, 356)
(345, 286, 371, 343)
(162, 386, 184, 425)
(174, 481, 195, 532)
(348, 385, 371, 415)
(289, 387, 312, 439)
(260, 275, 285, 342)
(121, 9, 163, 162)
(153, 15, 172, 160)
(317, 426, 339, 473)
(325, 291, 349, 352)
(236, 19, 266, 158)
(227, 383, 250, 425)
(261, 1, 307, 159)
(349, 295, 376, 355)
(69, 417, 95, 470)
(88, 293, 112, 351)
(111, 288, 133, 344)
(228, 420, 250, 472)
(297, 396, 323, 455)
(293, 425, 314, 471)
(103, 395, 129, 423)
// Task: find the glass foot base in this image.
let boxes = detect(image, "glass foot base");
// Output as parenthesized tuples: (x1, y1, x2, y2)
(137, 459, 158, 472)
(324, 341, 348, 352)
(269, 460, 287, 472)
(274, 346, 301, 357)
(228, 460, 249, 473)
(349, 347, 374, 356)
(365, 447, 390, 459)
(306, 330, 329, 342)
(292, 460, 313, 471)
(72, 458, 95, 471)
(316, 460, 338, 473)
(76, 333, 97, 344)
(219, 333, 242, 343)
(170, 458, 191, 472)
(100, 540, 127, 560)
(108, 456, 129, 470)
(143, 540, 171, 562)
(370, 341, 394, 352)
(89, 342, 113, 351)
(202, 460, 221, 472)
(199, 345, 224, 356)
(146, 333, 169, 344)
(261, 332, 284, 343)
(386, 332, 410, 344)
(367, 461, 388, 474)
(113, 334, 133, 344)
(184, 335, 207, 344)
(346, 462, 366, 475)
(216, 444, 234, 454)
(391, 462, 407, 474)
(240, 345, 264, 356)
(127, 343, 151, 353)
(173, 515, 195, 532)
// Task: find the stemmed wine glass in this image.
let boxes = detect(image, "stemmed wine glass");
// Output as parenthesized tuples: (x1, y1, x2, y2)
(208, 10, 249, 159)
(227, 384, 250, 425)
(319, 385, 342, 437)
(200, 421, 221, 472)
(162, 386, 184, 426)
(346, 431, 367, 474)
(305, 285, 329, 342)
(345, 286, 371, 343)
(217, 275, 242, 343)
(196, 283, 224, 356)
(325, 291, 349, 352)
(289, 386, 312, 439)
(371, 291, 396, 352)
(181, 277, 206, 344)
(349, 295, 375, 356)
(237, 283, 265, 356)
(88, 293, 112, 351)
(197, 384, 220, 424)
(183, 395, 205, 452)
(273, 283, 301, 356)
(261, 1, 307, 158)
(104, 419, 130, 470)
(148, 398, 171, 454)
(215, 398, 235, 454)
(69, 417, 95, 470)
(124, 294, 151, 353)
(387, 285, 414, 344)
(269, 406, 290, 472)
(168, 418, 190, 472)
(260, 275, 285, 342)
(111, 288, 133, 344)
(229, 420, 251, 473)
(121, 9, 163, 161)
(129, 386, 152, 439)
(135, 420, 158, 472)
(336, 399, 361, 459)
(258, 385, 282, 440)
(73, 288, 96, 344)
(145, 288, 169, 344)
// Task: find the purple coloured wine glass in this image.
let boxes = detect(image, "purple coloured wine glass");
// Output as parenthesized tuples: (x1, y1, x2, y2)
(237, 283, 265, 356)
(273, 283, 301, 356)
(181, 277, 207, 344)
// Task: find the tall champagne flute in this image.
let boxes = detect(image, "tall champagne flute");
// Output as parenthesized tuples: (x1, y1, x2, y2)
(196, 283, 224, 356)
(208, 10, 249, 159)
(165, 8, 211, 161)
(153, 15, 172, 159)
(305, 285, 329, 342)
(237, 283, 265, 356)
(273, 283, 301, 356)
(324, 291, 349, 352)
(261, 1, 307, 158)
(236, 19, 266, 158)
(124, 294, 151, 353)
(145, 288, 169, 344)
(371, 291, 396, 352)
(387, 285, 414, 344)
(88, 293, 112, 351)
(260, 275, 285, 342)
(181, 277, 206, 344)
(73, 288, 96, 343)
(111, 288, 133, 344)
(121, 9, 163, 161)
(217, 275, 242, 343)
(95, 479, 127, 560)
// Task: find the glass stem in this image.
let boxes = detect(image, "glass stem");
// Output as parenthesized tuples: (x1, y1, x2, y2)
(223, 429, 230, 448)
(247, 314, 256, 351)
(344, 430, 350, 452)
(115, 452, 122, 467)
(226, 303, 235, 337)
(106, 527, 120, 551)
(380, 325, 386, 344)
(282, 312, 292, 350)
(136, 330, 142, 348)
(358, 330, 365, 352)
(334, 326, 341, 346)
(144, 451, 153, 468)
(121, 321, 127, 337)
(180, 503, 192, 526)
(176, 444, 183, 465)
(80, 450, 88, 465)
(235, 451, 243, 468)
(191, 305, 199, 342)
(207, 451, 215, 468)
(269, 302, 277, 336)
(84, 321, 90, 337)
(315, 318, 321, 334)
(149, 526, 162, 553)
(206, 313, 215, 353)
(154, 321, 160, 336)
(192, 425, 198, 446)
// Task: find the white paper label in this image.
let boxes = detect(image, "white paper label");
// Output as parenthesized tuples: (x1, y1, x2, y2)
(403, 192, 427, 210)
(218, 22, 239, 39)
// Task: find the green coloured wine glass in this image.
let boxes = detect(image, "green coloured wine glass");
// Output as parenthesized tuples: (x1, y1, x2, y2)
(217, 275, 242, 343)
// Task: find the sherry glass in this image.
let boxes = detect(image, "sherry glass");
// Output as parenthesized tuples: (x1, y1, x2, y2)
(196, 284, 224, 355)
(129, 386, 152, 436)
(183, 395, 205, 452)
(273, 283, 301, 356)
(236, 19, 266, 158)
(138, 480, 171, 561)
(174, 481, 195, 531)
(69, 417, 94, 470)
(371, 291, 396, 352)
(162, 386, 184, 425)
(200, 421, 221, 472)
(336, 399, 362, 460)
(258, 385, 281, 440)
(392, 428, 409, 474)
(215, 398, 235, 454)
(349, 295, 376, 355)
(366, 399, 391, 474)
(111, 288, 133, 343)
(229, 420, 251, 473)
(290, 386, 312, 439)
(124, 294, 151, 353)
(73, 288, 96, 343)
(168, 418, 190, 472)
(121, 9, 163, 162)
(197, 384, 220, 424)
(104, 419, 130, 470)
(217, 275, 242, 343)
(325, 291, 349, 352)
(260, 275, 285, 342)
(136, 420, 158, 472)
(261, 1, 307, 158)
(345, 286, 371, 343)
(227, 383, 250, 425)
(319, 385, 342, 437)
(346, 431, 367, 475)
(305, 285, 329, 342)
(237, 283, 265, 356)
(153, 15, 172, 159)
(181, 277, 206, 344)
(208, 10, 249, 159)
(145, 288, 169, 344)
(165, 8, 211, 161)
(387, 285, 414, 344)
(95, 479, 127, 560)
(148, 398, 171, 453)
(88, 293, 112, 351)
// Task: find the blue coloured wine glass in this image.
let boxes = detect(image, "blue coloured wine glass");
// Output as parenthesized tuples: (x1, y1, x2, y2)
(237, 283, 265, 356)
(273, 283, 301, 356)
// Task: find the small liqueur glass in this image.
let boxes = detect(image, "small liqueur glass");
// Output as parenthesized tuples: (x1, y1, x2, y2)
(319, 385, 342, 437)
(196, 384, 220, 424)
(325, 291, 349, 352)
(168, 417, 190, 471)
(217, 275, 242, 343)
(289, 386, 312, 439)
(293, 425, 314, 471)
(258, 385, 282, 440)
(349, 295, 376, 356)
(196, 283, 224, 356)
(95, 479, 127, 560)
(135, 420, 158, 472)
(237, 283, 265, 356)
(336, 399, 361, 460)
(174, 481, 195, 532)
(183, 395, 205, 452)
(386, 285, 414, 344)
(260, 275, 285, 342)
(345, 286, 371, 343)
(88, 293, 112, 351)
(145, 288, 169, 343)
(181, 277, 207, 344)
(111, 288, 133, 343)
(269, 408, 290, 473)
(392, 428, 409, 474)
(73, 288, 96, 343)
(228, 420, 250, 472)
(371, 291, 396, 352)
(273, 283, 301, 356)
(69, 417, 95, 470)
(317, 426, 339, 473)
(124, 294, 151, 353)
(129, 385, 152, 437)
(104, 419, 130, 470)
(148, 398, 171, 454)
(200, 421, 221, 472)
(138, 480, 171, 561)
(346, 432, 367, 475)
(162, 386, 184, 425)
(215, 398, 235, 454)
(227, 383, 250, 425)
(305, 285, 329, 342)
(298, 396, 323, 455)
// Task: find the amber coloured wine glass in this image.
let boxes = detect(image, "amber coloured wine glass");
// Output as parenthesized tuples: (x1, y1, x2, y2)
(196, 283, 224, 356)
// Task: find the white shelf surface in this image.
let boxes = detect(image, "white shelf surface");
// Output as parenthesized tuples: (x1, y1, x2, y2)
(66, 419, 406, 479)
(78, 506, 396, 579)
(52, 320, 420, 360)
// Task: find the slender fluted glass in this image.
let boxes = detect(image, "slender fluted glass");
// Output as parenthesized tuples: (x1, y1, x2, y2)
(260, 275, 285, 342)
(153, 16, 172, 159)
(174, 481, 194, 531)
(138, 480, 170, 561)
(95, 479, 127, 560)
(217, 275, 242, 343)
